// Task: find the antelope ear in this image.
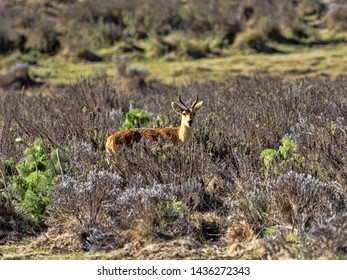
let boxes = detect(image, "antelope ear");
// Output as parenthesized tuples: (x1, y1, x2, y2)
(193, 100, 203, 111)
(172, 102, 185, 115)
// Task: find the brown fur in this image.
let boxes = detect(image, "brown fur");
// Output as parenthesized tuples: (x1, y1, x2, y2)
(106, 127, 180, 153)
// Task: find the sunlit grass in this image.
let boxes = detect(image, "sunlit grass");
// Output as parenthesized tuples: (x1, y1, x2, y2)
(24, 43, 347, 86)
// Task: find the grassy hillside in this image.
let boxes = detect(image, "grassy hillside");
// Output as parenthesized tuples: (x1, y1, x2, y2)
(28, 43, 347, 85)
(1, 0, 347, 83)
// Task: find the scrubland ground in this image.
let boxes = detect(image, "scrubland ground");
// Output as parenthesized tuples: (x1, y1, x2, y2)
(1, 0, 347, 259)
(2, 74, 347, 260)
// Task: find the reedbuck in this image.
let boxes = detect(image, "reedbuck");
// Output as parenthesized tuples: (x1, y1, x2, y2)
(106, 95, 203, 167)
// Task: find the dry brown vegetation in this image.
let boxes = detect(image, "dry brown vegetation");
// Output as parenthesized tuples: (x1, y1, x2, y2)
(0, 0, 346, 63)
(1, 74, 347, 259)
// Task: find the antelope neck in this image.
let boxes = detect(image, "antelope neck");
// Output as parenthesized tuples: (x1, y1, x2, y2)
(178, 123, 193, 143)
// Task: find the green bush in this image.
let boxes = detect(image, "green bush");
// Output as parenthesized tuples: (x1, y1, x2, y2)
(121, 108, 151, 129)
(9, 138, 64, 223)
(260, 137, 304, 176)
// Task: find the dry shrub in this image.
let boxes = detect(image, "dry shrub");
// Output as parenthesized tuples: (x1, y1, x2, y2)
(269, 172, 347, 231)
(263, 211, 347, 259)
(117, 139, 209, 185)
(0, 25, 19, 54)
(323, 4, 347, 31)
(227, 171, 347, 259)
(0, 201, 40, 245)
(297, 0, 325, 17)
(224, 220, 256, 245)
(0, 0, 343, 58)
(45, 138, 206, 250)
(189, 212, 225, 242)
(112, 54, 149, 90)
(73, 0, 125, 24)
(60, 39, 103, 62)
(26, 18, 60, 54)
(15, 4, 40, 29)
(260, 171, 347, 259)
(232, 27, 281, 53)
(231, 179, 270, 236)
(106, 180, 204, 238)
(290, 115, 347, 187)
(233, 29, 268, 52)
(47, 141, 126, 251)
(236, 0, 299, 41)
(30, 220, 81, 251)
(307, 213, 347, 258)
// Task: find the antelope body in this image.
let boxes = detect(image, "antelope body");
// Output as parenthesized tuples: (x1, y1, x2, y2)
(106, 96, 203, 165)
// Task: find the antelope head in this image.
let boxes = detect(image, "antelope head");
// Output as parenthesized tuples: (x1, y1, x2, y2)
(172, 95, 203, 128)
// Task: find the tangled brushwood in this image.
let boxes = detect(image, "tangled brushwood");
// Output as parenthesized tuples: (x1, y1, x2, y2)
(1, 74, 347, 259)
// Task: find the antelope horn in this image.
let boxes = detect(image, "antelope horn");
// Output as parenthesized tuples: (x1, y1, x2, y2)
(191, 95, 199, 108)
(179, 95, 188, 109)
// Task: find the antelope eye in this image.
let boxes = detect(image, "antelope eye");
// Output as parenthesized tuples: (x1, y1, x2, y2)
(182, 112, 186, 116)
(193, 112, 196, 116)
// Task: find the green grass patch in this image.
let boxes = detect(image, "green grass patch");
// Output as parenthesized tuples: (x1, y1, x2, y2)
(3, 41, 347, 86)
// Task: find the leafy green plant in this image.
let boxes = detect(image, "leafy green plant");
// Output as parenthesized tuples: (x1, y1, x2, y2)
(9, 138, 64, 223)
(155, 114, 170, 127)
(263, 226, 276, 238)
(286, 232, 300, 244)
(278, 137, 298, 160)
(260, 148, 278, 170)
(260, 137, 303, 176)
(168, 201, 184, 215)
(330, 121, 337, 135)
(161, 201, 184, 226)
(121, 108, 151, 129)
